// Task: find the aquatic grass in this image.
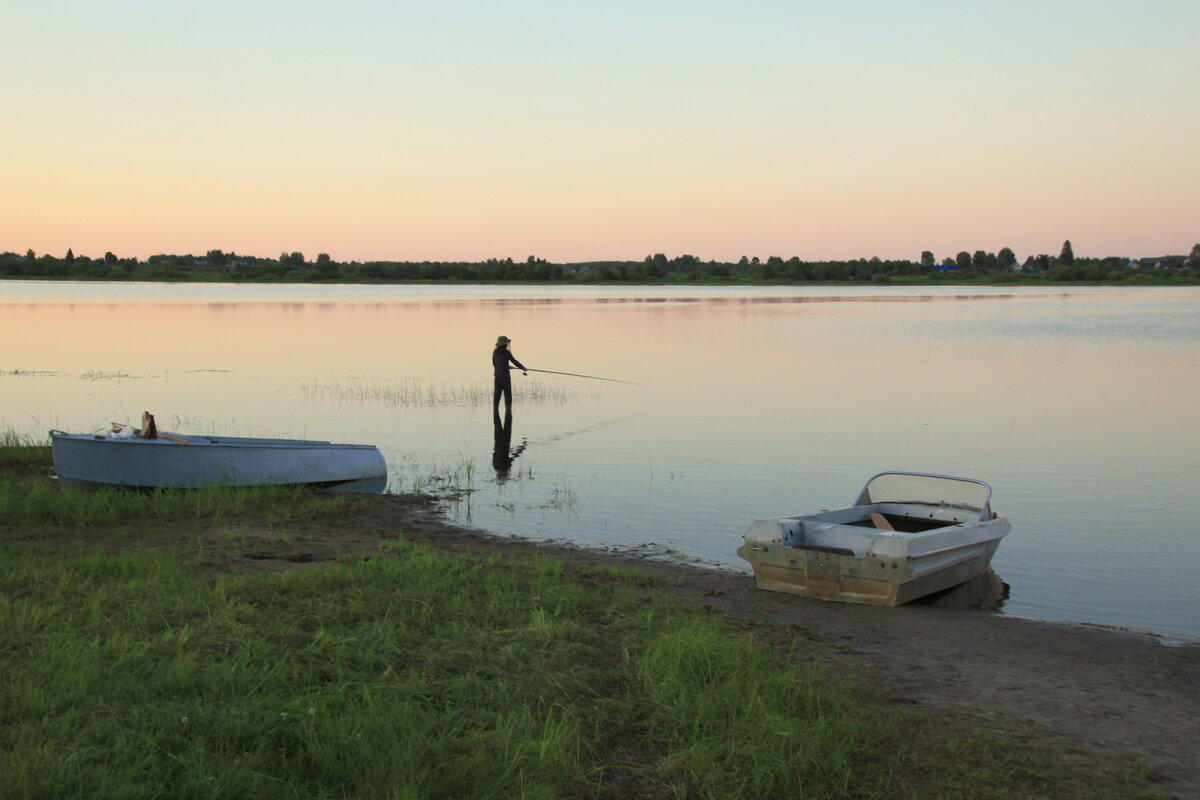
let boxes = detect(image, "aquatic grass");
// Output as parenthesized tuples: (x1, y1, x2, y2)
(303, 377, 586, 409)
(0, 534, 1080, 800)
(388, 451, 477, 497)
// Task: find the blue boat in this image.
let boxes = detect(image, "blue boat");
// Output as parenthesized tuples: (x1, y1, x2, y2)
(50, 429, 388, 492)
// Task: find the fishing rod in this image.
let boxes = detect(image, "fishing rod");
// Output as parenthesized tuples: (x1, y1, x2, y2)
(513, 367, 643, 386)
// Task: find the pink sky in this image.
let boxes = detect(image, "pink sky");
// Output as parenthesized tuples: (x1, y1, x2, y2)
(3, 2, 1197, 264)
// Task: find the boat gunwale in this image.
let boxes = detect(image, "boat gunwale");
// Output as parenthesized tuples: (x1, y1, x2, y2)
(50, 431, 379, 450)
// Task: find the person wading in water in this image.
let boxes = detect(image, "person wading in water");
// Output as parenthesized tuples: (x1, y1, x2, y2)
(492, 335, 527, 416)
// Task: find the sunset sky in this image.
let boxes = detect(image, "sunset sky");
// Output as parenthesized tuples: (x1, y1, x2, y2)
(3, 0, 1196, 265)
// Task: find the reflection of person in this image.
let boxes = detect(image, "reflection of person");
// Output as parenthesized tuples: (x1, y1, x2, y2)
(492, 410, 526, 482)
(492, 335, 526, 414)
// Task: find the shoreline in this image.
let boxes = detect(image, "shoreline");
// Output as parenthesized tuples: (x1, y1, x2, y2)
(486, 532, 1200, 646)
(371, 495, 1200, 798)
(5, 485, 1198, 797)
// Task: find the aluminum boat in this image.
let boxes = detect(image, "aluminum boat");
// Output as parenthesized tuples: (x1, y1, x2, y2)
(50, 429, 387, 492)
(737, 472, 1010, 607)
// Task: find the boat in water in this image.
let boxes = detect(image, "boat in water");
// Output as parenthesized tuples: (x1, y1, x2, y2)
(737, 472, 1010, 607)
(50, 428, 388, 492)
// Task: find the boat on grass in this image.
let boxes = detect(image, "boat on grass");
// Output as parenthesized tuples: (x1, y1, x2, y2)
(50, 429, 388, 492)
(737, 472, 1010, 607)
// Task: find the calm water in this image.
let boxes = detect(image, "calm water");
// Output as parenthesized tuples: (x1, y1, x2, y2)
(4, 280, 1199, 637)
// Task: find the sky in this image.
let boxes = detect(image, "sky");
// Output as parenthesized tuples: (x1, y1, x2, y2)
(2, 0, 1197, 265)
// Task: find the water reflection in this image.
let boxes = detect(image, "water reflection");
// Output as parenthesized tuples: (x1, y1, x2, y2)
(914, 569, 1010, 611)
(492, 411, 527, 483)
(4, 282, 1198, 637)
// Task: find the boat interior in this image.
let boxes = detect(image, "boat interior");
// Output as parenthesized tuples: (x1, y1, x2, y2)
(845, 509, 963, 533)
(798, 502, 978, 535)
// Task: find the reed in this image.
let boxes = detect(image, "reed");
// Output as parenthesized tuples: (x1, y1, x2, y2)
(384, 452, 486, 502)
(303, 378, 585, 409)
(0, 427, 51, 472)
(0, 536, 1067, 799)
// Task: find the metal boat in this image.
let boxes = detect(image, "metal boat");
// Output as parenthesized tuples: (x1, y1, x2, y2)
(50, 429, 388, 492)
(737, 472, 1010, 607)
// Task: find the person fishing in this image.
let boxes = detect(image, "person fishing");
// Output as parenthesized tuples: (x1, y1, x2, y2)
(492, 335, 527, 414)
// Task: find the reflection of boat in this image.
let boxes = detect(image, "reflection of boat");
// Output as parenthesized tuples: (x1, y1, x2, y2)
(737, 472, 1010, 607)
(50, 430, 387, 492)
(914, 567, 1010, 611)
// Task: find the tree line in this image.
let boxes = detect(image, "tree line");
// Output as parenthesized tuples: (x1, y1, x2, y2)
(3, 242, 1198, 284)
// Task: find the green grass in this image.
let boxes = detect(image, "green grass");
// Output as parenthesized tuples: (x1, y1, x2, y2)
(0, 475, 350, 528)
(0, 537, 1081, 800)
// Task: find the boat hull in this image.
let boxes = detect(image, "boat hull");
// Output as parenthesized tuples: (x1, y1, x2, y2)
(51, 431, 387, 491)
(736, 531, 1006, 607)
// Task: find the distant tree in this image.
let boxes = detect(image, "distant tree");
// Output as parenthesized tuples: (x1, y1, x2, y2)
(955, 251, 972, 270)
(206, 249, 227, 268)
(643, 256, 665, 278)
(315, 253, 337, 278)
(737, 255, 750, 267)
(25, 249, 35, 262)
(972, 250, 988, 267)
(1187, 243, 1200, 268)
(65, 248, 75, 263)
(1060, 240, 1075, 265)
(104, 251, 118, 266)
(920, 251, 935, 268)
(997, 247, 1017, 269)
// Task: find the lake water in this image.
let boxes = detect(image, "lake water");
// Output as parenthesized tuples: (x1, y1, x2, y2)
(3, 280, 1198, 637)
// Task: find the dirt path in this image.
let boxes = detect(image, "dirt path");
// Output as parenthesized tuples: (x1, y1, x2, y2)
(91, 495, 1200, 798)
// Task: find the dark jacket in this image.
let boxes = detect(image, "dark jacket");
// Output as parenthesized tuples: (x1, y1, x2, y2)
(493, 347, 525, 377)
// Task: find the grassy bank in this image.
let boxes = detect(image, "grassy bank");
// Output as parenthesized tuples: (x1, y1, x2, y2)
(1, 543, 1060, 800)
(0, 442, 1102, 799)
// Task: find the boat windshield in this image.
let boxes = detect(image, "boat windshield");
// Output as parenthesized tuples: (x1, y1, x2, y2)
(857, 473, 991, 517)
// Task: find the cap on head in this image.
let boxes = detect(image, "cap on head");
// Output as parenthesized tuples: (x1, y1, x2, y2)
(496, 336, 511, 346)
